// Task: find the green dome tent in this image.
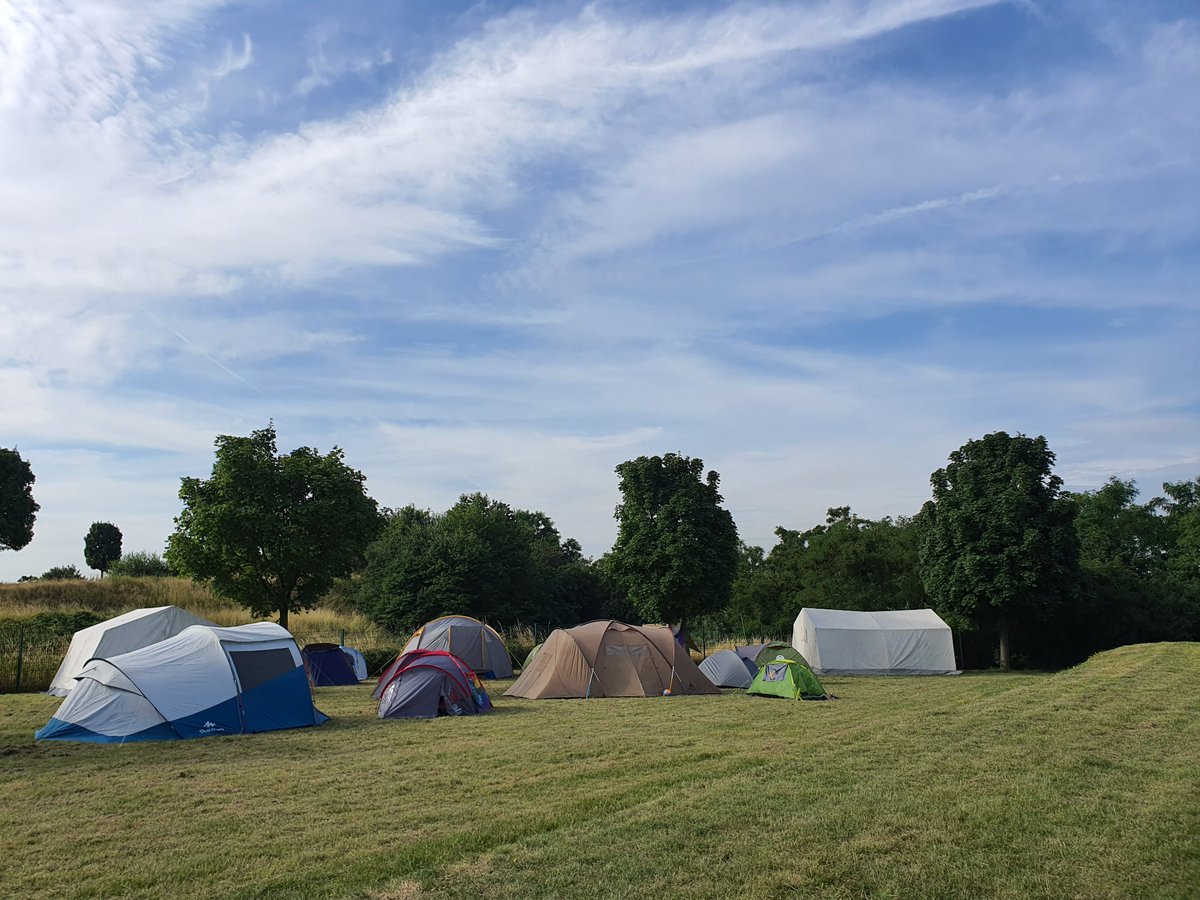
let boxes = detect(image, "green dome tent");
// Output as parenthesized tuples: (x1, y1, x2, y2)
(746, 656, 828, 700)
(736, 641, 810, 669)
(521, 642, 542, 671)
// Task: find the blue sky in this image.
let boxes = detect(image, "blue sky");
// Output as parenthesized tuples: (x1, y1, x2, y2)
(1, 0, 1198, 580)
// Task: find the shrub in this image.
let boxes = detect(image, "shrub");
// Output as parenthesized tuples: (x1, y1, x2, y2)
(360, 647, 401, 678)
(41, 565, 84, 580)
(107, 551, 175, 578)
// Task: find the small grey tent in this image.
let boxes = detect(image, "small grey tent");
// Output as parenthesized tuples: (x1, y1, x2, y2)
(698, 649, 757, 688)
(400, 615, 513, 678)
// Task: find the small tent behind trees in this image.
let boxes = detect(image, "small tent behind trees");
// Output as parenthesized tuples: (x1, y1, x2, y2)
(374, 650, 492, 719)
(37, 623, 327, 742)
(746, 656, 828, 700)
(400, 615, 513, 678)
(505, 621, 718, 699)
(340, 645, 369, 681)
(48, 606, 216, 696)
(792, 607, 958, 675)
(302, 643, 359, 686)
(698, 649, 757, 688)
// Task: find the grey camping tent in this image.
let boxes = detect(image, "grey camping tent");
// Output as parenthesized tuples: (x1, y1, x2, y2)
(400, 615, 513, 678)
(698, 649, 757, 688)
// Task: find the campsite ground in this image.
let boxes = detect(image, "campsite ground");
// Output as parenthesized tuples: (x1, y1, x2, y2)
(2, 643, 1197, 899)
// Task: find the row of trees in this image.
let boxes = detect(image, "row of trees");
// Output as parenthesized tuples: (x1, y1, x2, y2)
(712, 435, 1200, 668)
(7, 427, 1198, 668)
(1, 447, 172, 579)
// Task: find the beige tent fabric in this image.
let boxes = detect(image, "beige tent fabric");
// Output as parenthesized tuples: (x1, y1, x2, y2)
(504, 621, 718, 699)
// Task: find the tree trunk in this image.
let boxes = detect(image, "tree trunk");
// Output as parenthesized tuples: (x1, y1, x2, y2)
(278, 605, 289, 630)
(998, 613, 1010, 671)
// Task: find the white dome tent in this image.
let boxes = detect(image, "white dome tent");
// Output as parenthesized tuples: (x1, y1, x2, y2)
(37, 623, 328, 743)
(47, 606, 215, 696)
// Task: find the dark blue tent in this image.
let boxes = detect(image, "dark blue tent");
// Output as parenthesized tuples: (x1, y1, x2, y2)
(303, 643, 359, 686)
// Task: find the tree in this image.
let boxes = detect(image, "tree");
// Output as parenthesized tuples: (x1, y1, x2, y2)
(41, 564, 83, 580)
(84, 522, 123, 577)
(917, 432, 1079, 670)
(1071, 478, 1169, 577)
(353, 495, 594, 632)
(753, 508, 928, 635)
(107, 551, 175, 578)
(608, 452, 739, 627)
(1156, 476, 1200, 586)
(0, 447, 39, 553)
(167, 424, 382, 629)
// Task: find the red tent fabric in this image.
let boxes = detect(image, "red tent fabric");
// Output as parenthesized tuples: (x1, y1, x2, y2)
(374, 649, 492, 718)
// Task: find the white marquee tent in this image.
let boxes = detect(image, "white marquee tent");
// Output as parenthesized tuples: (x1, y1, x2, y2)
(792, 607, 959, 675)
(48, 606, 216, 696)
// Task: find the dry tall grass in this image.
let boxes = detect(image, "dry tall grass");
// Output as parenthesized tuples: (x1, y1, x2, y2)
(0, 577, 402, 691)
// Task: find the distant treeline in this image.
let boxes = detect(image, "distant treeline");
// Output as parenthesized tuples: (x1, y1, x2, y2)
(708, 475, 1200, 668)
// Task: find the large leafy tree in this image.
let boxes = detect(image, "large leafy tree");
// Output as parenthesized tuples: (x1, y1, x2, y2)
(608, 452, 739, 627)
(353, 494, 595, 632)
(719, 509, 927, 640)
(84, 522, 123, 577)
(0, 447, 39, 553)
(917, 432, 1079, 669)
(167, 424, 382, 629)
(1156, 476, 1200, 586)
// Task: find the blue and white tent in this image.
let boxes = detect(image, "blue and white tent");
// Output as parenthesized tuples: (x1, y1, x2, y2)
(36, 623, 328, 743)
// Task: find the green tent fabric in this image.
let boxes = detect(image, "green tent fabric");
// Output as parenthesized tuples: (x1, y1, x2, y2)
(746, 656, 828, 700)
(521, 642, 542, 671)
(753, 642, 809, 669)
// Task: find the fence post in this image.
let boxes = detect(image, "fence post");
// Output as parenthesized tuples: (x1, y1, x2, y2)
(340, 628, 346, 647)
(15, 624, 25, 692)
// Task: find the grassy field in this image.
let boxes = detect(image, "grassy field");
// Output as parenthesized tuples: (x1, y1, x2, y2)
(1, 642, 1196, 898)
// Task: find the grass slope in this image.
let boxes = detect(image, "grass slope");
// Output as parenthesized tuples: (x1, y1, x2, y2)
(1, 643, 1197, 899)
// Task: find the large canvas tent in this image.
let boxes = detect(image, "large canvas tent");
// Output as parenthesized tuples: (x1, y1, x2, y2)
(792, 607, 958, 675)
(36, 623, 327, 743)
(504, 621, 718, 699)
(302, 643, 359, 686)
(401, 615, 513, 678)
(375, 649, 492, 719)
(698, 649, 757, 688)
(48, 606, 216, 696)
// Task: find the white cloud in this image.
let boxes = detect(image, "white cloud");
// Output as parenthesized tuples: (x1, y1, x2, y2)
(1, 0, 1198, 579)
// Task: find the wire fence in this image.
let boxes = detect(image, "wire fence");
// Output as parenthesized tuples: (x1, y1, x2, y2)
(0, 625, 408, 693)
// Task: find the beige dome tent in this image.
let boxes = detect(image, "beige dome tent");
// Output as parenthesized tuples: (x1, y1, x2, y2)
(504, 621, 718, 699)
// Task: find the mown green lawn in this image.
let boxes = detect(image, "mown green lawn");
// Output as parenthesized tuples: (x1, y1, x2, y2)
(2, 643, 1197, 899)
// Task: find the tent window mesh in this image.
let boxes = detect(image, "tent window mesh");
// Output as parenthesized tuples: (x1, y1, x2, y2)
(228, 648, 295, 692)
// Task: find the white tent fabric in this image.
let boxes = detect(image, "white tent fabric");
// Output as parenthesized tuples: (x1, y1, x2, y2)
(698, 649, 758, 688)
(37, 623, 327, 742)
(792, 608, 959, 675)
(48, 606, 216, 696)
(339, 645, 368, 681)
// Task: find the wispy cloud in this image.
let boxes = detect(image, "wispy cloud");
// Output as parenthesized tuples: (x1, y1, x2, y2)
(0, 0, 1197, 577)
